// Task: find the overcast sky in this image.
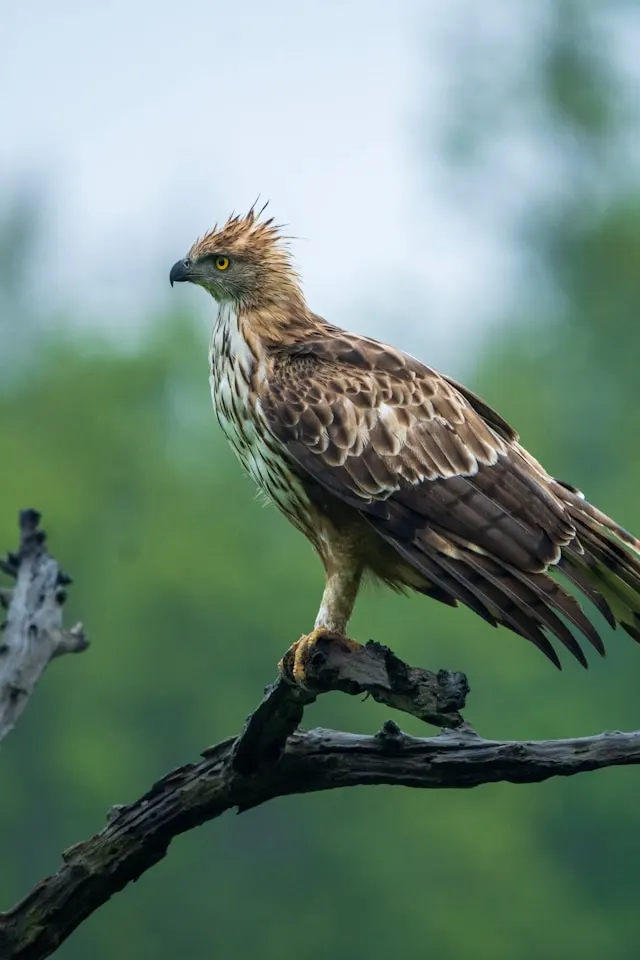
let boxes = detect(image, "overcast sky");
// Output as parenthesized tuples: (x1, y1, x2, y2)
(1, 1, 557, 364)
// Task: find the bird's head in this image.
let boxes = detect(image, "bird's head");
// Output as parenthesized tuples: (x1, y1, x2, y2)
(170, 205, 301, 310)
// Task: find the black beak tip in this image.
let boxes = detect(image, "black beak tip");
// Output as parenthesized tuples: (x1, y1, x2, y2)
(170, 258, 191, 287)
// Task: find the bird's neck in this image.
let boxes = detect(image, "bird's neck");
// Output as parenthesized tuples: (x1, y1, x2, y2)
(235, 296, 327, 349)
(212, 302, 262, 381)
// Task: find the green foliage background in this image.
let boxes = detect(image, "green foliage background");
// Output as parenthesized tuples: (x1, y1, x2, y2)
(2, 3, 640, 957)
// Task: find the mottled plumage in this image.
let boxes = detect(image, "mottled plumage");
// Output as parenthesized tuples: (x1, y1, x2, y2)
(170, 206, 640, 668)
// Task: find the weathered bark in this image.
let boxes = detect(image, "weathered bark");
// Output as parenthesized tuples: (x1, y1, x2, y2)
(2, 509, 639, 960)
(0, 510, 87, 744)
(231, 630, 469, 774)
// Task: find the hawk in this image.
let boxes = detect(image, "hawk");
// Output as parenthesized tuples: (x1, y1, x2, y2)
(170, 207, 640, 670)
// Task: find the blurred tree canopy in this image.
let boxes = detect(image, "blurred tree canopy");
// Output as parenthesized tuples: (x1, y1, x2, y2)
(2, 2, 640, 957)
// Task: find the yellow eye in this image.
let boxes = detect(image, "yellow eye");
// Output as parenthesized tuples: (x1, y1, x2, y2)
(215, 256, 230, 271)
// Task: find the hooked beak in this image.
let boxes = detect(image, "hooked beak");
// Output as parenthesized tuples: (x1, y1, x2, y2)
(169, 258, 192, 287)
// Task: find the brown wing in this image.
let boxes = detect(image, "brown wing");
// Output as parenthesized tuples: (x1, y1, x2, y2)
(260, 331, 613, 667)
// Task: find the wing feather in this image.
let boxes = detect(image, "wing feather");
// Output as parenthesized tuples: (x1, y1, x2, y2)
(261, 331, 640, 665)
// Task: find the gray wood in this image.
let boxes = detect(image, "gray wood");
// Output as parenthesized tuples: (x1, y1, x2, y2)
(0, 510, 87, 745)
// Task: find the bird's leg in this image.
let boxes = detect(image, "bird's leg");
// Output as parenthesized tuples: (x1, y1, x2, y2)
(314, 564, 362, 634)
(290, 563, 363, 686)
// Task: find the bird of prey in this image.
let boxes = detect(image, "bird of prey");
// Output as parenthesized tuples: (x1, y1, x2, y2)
(170, 206, 640, 671)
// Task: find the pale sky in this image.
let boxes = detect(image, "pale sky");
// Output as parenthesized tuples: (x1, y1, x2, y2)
(3, 0, 618, 366)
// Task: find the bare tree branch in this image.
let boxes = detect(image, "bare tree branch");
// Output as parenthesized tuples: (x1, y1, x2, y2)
(1, 623, 640, 960)
(0, 510, 88, 744)
(231, 631, 469, 774)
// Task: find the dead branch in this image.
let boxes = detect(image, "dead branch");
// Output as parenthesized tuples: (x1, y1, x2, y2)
(2, 625, 640, 959)
(231, 630, 469, 774)
(0, 510, 88, 744)
(2, 510, 640, 959)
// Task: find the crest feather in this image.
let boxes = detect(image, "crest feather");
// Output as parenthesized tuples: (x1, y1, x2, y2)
(189, 204, 292, 263)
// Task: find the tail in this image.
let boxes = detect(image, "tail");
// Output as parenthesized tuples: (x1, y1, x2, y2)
(387, 478, 640, 669)
(552, 479, 640, 645)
